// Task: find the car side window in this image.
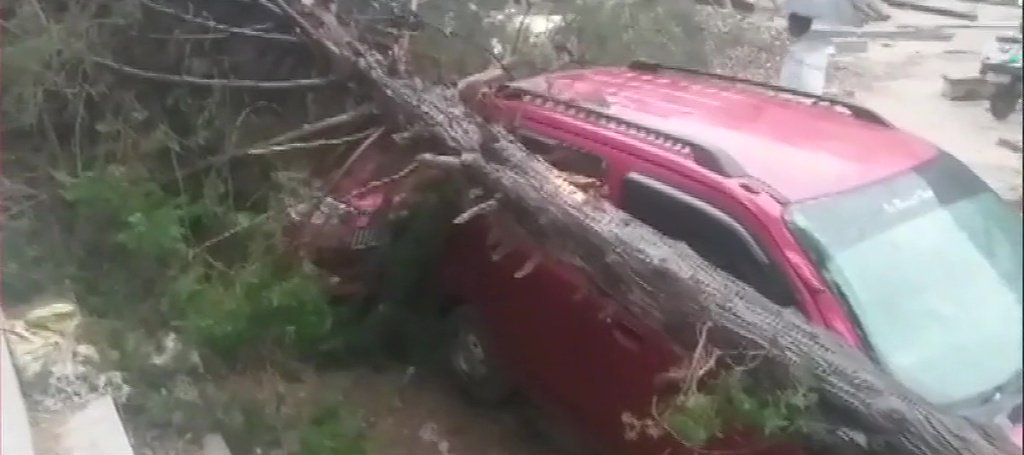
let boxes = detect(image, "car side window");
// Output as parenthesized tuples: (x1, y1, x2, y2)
(621, 173, 797, 308)
(518, 132, 609, 197)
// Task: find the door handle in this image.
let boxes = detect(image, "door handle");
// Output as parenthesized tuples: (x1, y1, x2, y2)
(609, 319, 644, 349)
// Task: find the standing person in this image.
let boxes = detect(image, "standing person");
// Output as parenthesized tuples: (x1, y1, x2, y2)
(778, 12, 836, 95)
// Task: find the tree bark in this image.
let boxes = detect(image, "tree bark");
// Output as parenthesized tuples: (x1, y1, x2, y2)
(277, 2, 1017, 455)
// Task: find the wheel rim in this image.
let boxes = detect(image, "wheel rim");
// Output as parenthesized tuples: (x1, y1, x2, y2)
(452, 329, 489, 381)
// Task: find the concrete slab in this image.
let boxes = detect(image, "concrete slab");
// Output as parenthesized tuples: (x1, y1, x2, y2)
(1, 331, 36, 455)
(59, 395, 134, 455)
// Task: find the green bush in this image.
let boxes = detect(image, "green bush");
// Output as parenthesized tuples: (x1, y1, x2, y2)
(298, 403, 368, 455)
(170, 260, 333, 365)
(1, 1, 367, 453)
(29, 168, 332, 366)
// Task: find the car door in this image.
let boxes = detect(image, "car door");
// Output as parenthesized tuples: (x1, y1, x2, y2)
(589, 170, 806, 455)
(440, 130, 628, 441)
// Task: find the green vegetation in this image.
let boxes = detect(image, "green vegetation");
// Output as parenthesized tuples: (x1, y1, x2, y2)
(664, 369, 817, 448)
(1, 0, 367, 451)
(297, 403, 369, 455)
(2, 0, 786, 452)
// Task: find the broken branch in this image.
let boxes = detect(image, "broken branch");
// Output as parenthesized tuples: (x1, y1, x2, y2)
(453, 197, 499, 224)
(92, 58, 337, 89)
(247, 136, 371, 156)
(254, 105, 377, 148)
(138, 0, 300, 41)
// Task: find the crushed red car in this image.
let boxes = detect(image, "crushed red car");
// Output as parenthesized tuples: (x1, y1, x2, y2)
(296, 62, 1024, 454)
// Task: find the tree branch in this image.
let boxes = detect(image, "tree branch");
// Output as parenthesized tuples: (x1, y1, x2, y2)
(248, 136, 373, 156)
(92, 57, 338, 89)
(138, 0, 300, 42)
(254, 105, 377, 148)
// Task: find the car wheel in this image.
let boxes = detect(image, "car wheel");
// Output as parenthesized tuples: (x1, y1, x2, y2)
(519, 405, 604, 455)
(446, 306, 514, 406)
(990, 82, 1022, 120)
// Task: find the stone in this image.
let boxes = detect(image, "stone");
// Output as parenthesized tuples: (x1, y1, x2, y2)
(941, 74, 993, 101)
(997, 137, 1023, 153)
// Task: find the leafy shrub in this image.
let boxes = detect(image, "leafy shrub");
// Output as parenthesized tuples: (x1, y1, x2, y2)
(664, 369, 816, 448)
(48, 168, 335, 365)
(298, 403, 368, 455)
(170, 260, 332, 365)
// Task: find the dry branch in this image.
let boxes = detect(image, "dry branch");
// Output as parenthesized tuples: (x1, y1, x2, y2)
(92, 58, 337, 89)
(247, 137, 368, 156)
(276, 2, 1016, 455)
(254, 105, 377, 148)
(138, 0, 300, 41)
(158, 106, 376, 183)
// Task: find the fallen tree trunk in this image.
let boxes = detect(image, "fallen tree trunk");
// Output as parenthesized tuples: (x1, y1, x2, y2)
(276, 2, 1016, 455)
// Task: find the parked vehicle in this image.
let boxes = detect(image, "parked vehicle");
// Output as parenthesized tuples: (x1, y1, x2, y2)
(435, 62, 1023, 454)
(980, 33, 1023, 120)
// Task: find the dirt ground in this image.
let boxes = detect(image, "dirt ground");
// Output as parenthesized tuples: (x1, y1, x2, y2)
(331, 368, 561, 455)
(319, 9, 1024, 455)
(842, 5, 1023, 199)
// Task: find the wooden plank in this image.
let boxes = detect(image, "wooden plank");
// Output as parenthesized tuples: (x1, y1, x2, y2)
(881, 0, 980, 20)
(813, 24, 957, 41)
(925, 21, 1021, 29)
(959, 0, 1018, 6)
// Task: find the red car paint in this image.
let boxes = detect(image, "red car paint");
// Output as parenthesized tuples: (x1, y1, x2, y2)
(438, 65, 1021, 454)
(284, 138, 410, 294)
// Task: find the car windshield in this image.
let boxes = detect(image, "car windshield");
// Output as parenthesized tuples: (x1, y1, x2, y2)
(785, 154, 1023, 406)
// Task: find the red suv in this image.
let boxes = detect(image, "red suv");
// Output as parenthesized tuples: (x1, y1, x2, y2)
(437, 62, 1024, 454)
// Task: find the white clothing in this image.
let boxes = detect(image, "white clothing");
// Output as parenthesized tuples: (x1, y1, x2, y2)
(778, 31, 836, 95)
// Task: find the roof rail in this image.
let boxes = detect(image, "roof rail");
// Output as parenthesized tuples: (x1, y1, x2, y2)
(499, 85, 748, 178)
(626, 60, 893, 128)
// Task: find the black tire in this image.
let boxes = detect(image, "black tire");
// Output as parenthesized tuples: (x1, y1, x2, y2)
(989, 81, 1022, 120)
(518, 405, 604, 455)
(445, 306, 514, 406)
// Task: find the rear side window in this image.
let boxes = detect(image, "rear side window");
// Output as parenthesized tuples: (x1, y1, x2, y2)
(621, 173, 796, 308)
(518, 132, 608, 196)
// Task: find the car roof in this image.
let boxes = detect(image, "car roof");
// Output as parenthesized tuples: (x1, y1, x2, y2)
(505, 66, 939, 202)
